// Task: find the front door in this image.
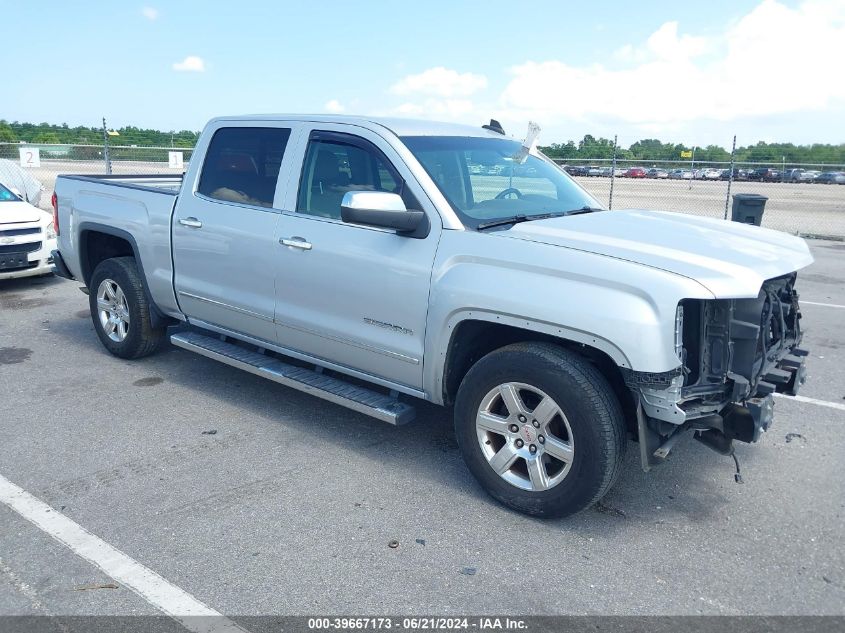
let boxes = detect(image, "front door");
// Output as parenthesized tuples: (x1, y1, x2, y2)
(273, 127, 441, 390)
(173, 124, 297, 342)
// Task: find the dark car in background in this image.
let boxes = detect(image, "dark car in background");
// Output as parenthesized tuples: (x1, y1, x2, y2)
(816, 171, 845, 184)
(564, 165, 588, 176)
(720, 168, 748, 181)
(748, 168, 781, 182)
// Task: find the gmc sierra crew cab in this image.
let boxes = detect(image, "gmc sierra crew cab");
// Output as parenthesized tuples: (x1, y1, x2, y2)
(51, 115, 812, 518)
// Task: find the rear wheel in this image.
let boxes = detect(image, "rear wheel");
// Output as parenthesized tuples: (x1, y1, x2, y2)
(454, 342, 626, 518)
(89, 257, 165, 359)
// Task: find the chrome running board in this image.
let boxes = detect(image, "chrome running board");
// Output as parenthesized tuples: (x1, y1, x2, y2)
(170, 331, 415, 425)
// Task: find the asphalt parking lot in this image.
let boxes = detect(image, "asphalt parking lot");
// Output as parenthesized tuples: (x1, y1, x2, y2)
(0, 240, 843, 620)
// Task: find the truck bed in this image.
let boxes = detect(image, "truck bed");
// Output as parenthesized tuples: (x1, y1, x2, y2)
(58, 174, 183, 194)
(54, 172, 183, 317)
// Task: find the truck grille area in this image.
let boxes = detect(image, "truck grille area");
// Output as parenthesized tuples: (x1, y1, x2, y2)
(680, 273, 805, 409)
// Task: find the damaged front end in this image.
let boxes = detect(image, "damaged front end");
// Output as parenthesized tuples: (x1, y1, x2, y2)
(626, 273, 808, 470)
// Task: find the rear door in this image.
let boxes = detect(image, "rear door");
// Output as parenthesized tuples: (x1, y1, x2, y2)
(272, 125, 442, 391)
(172, 122, 301, 342)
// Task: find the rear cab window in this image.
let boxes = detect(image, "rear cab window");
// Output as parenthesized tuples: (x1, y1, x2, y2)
(198, 127, 291, 208)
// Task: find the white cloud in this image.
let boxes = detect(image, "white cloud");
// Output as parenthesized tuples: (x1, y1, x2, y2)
(612, 44, 645, 64)
(141, 6, 159, 20)
(172, 56, 206, 72)
(614, 21, 708, 64)
(647, 21, 708, 60)
(499, 0, 845, 130)
(324, 99, 345, 113)
(390, 67, 488, 97)
(377, 1, 845, 144)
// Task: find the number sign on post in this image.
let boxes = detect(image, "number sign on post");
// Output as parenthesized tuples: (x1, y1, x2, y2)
(168, 151, 184, 169)
(19, 147, 41, 168)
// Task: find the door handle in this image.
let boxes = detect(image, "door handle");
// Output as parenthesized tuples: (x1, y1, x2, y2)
(279, 236, 312, 250)
(179, 217, 202, 228)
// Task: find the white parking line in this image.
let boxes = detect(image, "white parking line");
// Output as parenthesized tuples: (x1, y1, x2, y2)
(0, 473, 248, 633)
(802, 300, 845, 309)
(774, 393, 845, 412)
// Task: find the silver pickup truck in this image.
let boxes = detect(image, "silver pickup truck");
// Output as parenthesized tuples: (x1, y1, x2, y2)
(52, 115, 812, 517)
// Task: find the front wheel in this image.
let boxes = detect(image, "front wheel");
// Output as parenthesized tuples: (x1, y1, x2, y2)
(454, 342, 626, 518)
(89, 257, 165, 359)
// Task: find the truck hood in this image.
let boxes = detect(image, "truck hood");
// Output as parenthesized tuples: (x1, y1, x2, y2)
(497, 209, 814, 298)
(0, 200, 44, 225)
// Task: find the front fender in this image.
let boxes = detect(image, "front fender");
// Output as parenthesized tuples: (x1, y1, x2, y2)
(423, 231, 714, 403)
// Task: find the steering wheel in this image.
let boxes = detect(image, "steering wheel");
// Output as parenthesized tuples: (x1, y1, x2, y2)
(494, 187, 523, 200)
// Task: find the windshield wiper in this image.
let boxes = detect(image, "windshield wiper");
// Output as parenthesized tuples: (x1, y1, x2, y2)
(476, 214, 530, 230)
(563, 206, 603, 215)
(476, 207, 602, 231)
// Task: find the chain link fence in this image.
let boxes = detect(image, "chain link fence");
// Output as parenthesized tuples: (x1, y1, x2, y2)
(0, 142, 194, 211)
(2, 142, 843, 238)
(555, 157, 845, 238)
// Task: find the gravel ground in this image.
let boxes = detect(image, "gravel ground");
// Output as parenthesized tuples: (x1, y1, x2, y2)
(0, 240, 843, 619)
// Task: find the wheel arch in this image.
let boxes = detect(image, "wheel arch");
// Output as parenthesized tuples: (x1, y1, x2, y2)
(78, 223, 175, 329)
(438, 315, 637, 435)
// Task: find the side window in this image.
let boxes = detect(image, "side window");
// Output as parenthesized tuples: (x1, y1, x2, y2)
(296, 137, 403, 219)
(198, 127, 291, 208)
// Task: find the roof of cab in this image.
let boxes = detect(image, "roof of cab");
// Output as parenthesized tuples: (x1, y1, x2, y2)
(207, 114, 511, 139)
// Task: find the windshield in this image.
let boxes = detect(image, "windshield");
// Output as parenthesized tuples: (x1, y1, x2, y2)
(0, 183, 18, 202)
(401, 136, 603, 229)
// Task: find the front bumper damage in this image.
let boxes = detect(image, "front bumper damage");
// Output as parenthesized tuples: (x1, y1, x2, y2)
(626, 273, 807, 470)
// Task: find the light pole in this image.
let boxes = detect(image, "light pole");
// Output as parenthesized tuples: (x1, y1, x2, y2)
(609, 134, 618, 210)
(689, 145, 696, 189)
(102, 117, 111, 175)
(724, 135, 737, 220)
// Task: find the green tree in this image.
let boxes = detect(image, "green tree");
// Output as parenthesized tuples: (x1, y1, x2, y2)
(577, 135, 616, 159)
(694, 145, 731, 162)
(540, 140, 577, 159)
(33, 132, 61, 144)
(628, 139, 673, 160)
(0, 121, 16, 143)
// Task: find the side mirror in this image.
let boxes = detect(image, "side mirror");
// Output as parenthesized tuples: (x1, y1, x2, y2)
(340, 191, 425, 233)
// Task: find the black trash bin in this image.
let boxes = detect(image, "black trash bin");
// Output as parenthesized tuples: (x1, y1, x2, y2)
(731, 193, 768, 226)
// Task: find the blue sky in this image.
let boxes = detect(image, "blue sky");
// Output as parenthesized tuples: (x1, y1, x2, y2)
(4, 1, 844, 147)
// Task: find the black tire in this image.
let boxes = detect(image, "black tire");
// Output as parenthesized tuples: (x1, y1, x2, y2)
(88, 257, 165, 359)
(454, 342, 626, 518)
